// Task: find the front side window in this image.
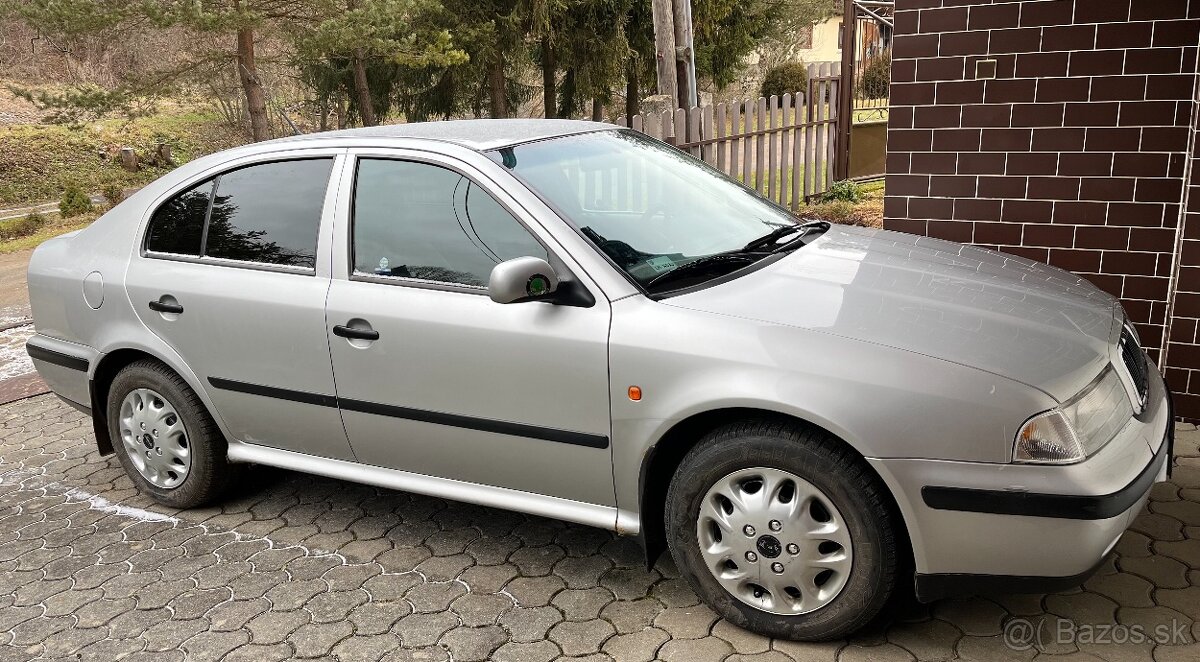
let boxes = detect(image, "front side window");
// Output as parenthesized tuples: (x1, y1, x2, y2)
(144, 158, 334, 269)
(145, 180, 213, 256)
(352, 159, 547, 288)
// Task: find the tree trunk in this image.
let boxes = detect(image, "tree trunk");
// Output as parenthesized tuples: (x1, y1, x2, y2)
(352, 49, 377, 126)
(672, 0, 697, 108)
(650, 0, 678, 104)
(591, 97, 603, 122)
(236, 28, 270, 142)
(488, 53, 508, 118)
(542, 37, 557, 119)
(626, 62, 639, 121)
(558, 69, 576, 118)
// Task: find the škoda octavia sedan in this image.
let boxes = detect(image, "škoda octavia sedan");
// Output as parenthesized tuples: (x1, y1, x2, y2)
(28, 120, 1171, 639)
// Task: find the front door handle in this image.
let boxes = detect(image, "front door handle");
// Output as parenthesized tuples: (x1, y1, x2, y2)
(149, 299, 184, 314)
(333, 324, 379, 341)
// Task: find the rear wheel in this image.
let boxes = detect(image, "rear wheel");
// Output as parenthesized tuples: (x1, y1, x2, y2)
(665, 419, 898, 640)
(107, 359, 237, 508)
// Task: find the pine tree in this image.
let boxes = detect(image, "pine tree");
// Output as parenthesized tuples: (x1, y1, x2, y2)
(293, 0, 466, 126)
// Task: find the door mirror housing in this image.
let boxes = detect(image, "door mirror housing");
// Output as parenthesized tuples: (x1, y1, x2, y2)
(488, 256, 560, 304)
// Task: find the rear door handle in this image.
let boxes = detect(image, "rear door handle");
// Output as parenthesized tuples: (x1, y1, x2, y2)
(149, 299, 184, 314)
(333, 324, 379, 341)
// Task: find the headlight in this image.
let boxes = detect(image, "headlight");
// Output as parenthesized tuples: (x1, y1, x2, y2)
(1014, 366, 1133, 464)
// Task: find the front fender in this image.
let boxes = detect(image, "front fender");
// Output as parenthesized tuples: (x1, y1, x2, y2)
(608, 296, 1053, 523)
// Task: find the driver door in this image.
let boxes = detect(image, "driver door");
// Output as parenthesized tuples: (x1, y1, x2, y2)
(324, 151, 615, 507)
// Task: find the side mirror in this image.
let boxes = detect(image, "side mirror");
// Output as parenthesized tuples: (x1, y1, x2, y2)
(488, 256, 560, 304)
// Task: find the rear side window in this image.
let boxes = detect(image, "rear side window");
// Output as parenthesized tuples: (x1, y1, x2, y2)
(144, 158, 334, 269)
(145, 181, 213, 256)
(205, 159, 334, 268)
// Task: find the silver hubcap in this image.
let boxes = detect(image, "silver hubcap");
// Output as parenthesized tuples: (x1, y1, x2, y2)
(697, 467, 853, 615)
(118, 388, 191, 489)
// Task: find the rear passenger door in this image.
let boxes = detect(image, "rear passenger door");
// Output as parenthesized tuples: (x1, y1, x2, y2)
(126, 150, 356, 461)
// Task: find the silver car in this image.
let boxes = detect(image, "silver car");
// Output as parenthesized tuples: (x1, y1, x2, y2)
(26, 120, 1172, 640)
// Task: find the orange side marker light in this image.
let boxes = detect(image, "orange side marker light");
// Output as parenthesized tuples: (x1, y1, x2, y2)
(628, 386, 642, 401)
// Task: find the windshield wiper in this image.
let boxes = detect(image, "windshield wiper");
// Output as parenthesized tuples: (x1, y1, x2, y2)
(645, 253, 763, 291)
(742, 223, 802, 252)
(741, 219, 830, 253)
(768, 220, 830, 253)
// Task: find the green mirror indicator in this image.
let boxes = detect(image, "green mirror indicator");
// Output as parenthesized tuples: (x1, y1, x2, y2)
(527, 275, 550, 297)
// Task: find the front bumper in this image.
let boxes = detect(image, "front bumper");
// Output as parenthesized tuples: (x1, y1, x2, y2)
(869, 364, 1172, 601)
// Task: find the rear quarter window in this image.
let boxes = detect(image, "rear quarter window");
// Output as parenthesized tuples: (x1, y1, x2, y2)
(145, 181, 213, 256)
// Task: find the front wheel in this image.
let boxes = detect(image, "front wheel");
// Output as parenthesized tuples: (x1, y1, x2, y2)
(665, 420, 898, 640)
(107, 359, 237, 508)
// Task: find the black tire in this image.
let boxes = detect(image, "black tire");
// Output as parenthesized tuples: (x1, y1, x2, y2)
(665, 419, 898, 641)
(106, 359, 238, 508)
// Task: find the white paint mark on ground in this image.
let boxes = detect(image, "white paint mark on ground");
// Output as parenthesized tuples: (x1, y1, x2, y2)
(0, 464, 352, 563)
(61, 486, 181, 523)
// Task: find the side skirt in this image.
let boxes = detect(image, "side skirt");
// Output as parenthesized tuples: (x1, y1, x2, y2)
(225, 440, 641, 535)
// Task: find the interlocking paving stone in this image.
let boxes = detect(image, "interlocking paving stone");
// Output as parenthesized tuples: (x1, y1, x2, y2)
(553, 587, 616, 621)
(884, 618, 960, 661)
(658, 635, 736, 661)
(1113, 556, 1190, 587)
(0, 394, 1198, 661)
(438, 624, 507, 661)
(1087, 568, 1159, 605)
(654, 604, 722, 639)
(601, 598, 664, 634)
(602, 627, 671, 661)
(493, 639, 561, 662)
(394, 611, 459, 647)
(451, 591, 515, 626)
(548, 618, 616, 656)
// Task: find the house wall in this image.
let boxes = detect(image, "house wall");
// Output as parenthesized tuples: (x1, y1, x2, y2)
(795, 17, 843, 63)
(883, 0, 1200, 416)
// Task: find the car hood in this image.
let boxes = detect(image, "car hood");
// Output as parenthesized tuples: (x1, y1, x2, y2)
(664, 225, 1120, 402)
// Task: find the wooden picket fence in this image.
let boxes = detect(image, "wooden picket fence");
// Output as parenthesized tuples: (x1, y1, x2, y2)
(617, 62, 842, 209)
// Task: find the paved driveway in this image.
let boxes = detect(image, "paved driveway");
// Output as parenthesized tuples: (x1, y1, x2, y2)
(0, 395, 1197, 662)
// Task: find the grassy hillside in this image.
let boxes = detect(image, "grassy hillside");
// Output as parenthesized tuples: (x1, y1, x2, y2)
(0, 211, 98, 255)
(0, 110, 245, 207)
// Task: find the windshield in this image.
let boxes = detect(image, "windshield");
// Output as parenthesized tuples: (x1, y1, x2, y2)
(489, 129, 812, 293)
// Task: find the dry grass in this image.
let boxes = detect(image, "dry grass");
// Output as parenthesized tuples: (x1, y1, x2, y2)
(794, 178, 885, 228)
(796, 199, 884, 228)
(0, 105, 244, 207)
(0, 210, 99, 254)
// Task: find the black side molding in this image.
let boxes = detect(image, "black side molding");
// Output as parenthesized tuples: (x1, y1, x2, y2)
(206, 377, 610, 449)
(339, 398, 610, 449)
(208, 377, 338, 408)
(26, 343, 89, 372)
(921, 421, 1170, 520)
(914, 554, 1108, 602)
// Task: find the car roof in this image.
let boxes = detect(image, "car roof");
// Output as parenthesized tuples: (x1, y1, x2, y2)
(265, 118, 618, 152)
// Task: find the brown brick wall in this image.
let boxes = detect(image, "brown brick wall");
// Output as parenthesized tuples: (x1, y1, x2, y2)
(1167, 64, 1200, 416)
(884, 0, 1200, 415)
